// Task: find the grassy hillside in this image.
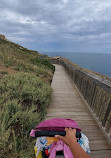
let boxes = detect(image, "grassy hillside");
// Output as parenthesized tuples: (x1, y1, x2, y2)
(0, 38, 55, 157)
(0, 38, 55, 83)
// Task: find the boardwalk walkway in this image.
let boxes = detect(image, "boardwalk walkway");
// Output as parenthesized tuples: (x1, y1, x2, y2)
(46, 64, 111, 158)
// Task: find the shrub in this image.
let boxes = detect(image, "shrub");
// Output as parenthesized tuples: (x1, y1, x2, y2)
(0, 38, 54, 157)
(0, 73, 52, 157)
(30, 57, 55, 73)
(0, 72, 52, 109)
(0, 99, 40, 157)
(1, 71, 8, 74)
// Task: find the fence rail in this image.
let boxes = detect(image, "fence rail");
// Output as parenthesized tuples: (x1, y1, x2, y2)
(49, 57, 111, 142)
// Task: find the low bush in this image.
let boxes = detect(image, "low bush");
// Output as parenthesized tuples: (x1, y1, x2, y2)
(30, 57, 55, 73)
(0, 38, 54, 157)
(0, 73, 52, 157)
(1, 71, 8, 74)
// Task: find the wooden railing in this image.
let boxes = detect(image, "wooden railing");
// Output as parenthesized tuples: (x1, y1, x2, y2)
(49, 57, 111, 143)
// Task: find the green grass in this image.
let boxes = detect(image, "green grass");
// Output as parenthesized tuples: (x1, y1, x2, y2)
(0, 73, 52, 157)
(0, 38, 55, 157)
(0, 38, 55, 84)
(30, 57, 55, 73)
(1, 71, 8, 74)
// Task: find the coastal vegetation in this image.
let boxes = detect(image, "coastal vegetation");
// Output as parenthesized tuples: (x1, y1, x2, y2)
(0, 38, 55, 157)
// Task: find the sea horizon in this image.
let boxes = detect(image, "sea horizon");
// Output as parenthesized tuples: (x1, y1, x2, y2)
(41, 51, 111, 78)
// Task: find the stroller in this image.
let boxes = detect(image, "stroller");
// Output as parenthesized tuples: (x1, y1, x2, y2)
(30, 118, 90, 158)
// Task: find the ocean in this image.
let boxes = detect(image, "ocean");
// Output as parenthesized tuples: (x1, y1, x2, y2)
(41, 52, 111, 78)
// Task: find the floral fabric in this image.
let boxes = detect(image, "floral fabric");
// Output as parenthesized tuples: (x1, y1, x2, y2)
(35, 133, 90, 157)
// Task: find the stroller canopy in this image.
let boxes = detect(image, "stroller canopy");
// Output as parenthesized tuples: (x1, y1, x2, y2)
(30, 118, 81, 137)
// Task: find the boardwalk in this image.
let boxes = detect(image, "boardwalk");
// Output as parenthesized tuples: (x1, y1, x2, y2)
(46, 64, 111, 158)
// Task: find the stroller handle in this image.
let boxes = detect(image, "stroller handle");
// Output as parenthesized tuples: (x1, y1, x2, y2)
(35, 130, 81, 139)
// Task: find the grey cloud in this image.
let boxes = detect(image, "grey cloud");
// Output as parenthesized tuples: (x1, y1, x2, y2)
(0, 0, 111, 52)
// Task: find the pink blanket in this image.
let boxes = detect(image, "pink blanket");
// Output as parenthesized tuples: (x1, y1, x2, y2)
(49, 140, 74, 158)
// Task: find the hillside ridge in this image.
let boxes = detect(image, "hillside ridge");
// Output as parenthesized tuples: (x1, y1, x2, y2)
(0, 37, 55, 157)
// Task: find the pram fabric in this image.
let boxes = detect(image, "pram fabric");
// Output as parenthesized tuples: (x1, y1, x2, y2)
(30, 118, 90, 158)
(30, 118, 81, 137)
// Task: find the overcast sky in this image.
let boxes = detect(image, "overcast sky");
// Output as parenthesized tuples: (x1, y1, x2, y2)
(1, 0, 111, 53)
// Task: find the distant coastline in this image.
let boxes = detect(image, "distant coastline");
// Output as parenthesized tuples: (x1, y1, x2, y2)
(41, 52, 111, 78)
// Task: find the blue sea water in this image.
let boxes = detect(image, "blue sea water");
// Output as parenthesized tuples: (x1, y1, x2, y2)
(41, 52, 111, 78)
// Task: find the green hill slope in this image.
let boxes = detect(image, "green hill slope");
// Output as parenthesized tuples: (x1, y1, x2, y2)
(0, 38, 55, 83)
(0, 38, 55, 157)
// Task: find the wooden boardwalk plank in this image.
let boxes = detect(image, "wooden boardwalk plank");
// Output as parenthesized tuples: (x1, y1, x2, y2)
(45, 64, 111, 158)
(91, 150, 111, 158)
